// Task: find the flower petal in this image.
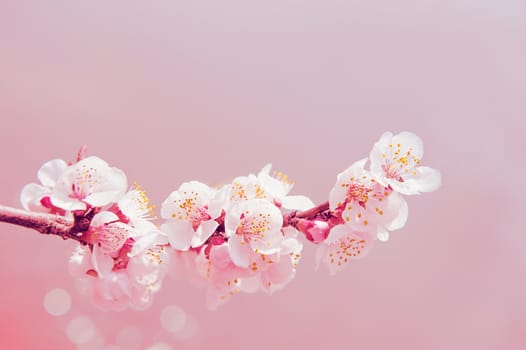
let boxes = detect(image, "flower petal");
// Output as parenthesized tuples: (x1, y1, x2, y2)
(84, 167, 127, 206)
(377, 229, 389, 242)
(191, 220, 219, 248)
(318, 231, 374, 275)
(392, 131, 424, 160)
(91, 244, 114, 278)
(325, 224, 351, 244)
(20, 183, 47, 211)
(281, 195, 315, 211)
(385, 193, 408, 231)
(228, 235, 251, 268)
(37, 159, 68, 187)
(400, 166, 442, 195)
(161, 221, 195, 251)
(260, 257, 295, 294)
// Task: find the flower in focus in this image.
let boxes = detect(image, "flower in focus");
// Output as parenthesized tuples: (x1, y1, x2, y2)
(20, 158, 68, 213)
(369, 131, 441, 195)
(225, 199, 284, 268)
(160, 181, 226, 250)
(50, 156, 127, 211)
(116, 184, 156, 225)
(329, 159, 408, 241)
(84, 211, 131, 254)
(257, 164, 315, 210)
(226, 164, 314, 211)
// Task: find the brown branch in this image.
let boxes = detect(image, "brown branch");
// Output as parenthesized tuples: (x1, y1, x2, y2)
(0, 204, 89, 244)
(283, 200, 330, 226)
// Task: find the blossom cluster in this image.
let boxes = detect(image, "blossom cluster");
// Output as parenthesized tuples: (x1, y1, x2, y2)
(315, 131, 441, 274)
(160, 165, 313, 309)
(18, 131, 440, 310)
(21, 155, 169, 311)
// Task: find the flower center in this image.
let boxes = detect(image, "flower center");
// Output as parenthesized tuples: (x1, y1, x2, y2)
(346, 183, 371, 208)
(235, 213, 270, 243)
(190, 207, 211, 231)
(70, 165, 100, 200)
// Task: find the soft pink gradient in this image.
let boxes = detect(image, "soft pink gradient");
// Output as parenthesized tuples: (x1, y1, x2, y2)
(0, 1, 524, 349)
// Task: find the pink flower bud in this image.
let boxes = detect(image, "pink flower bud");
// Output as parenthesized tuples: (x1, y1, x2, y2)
(297, 219, 330, 244)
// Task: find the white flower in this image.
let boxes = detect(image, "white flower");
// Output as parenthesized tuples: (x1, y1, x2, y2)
(85, 211, 131, 255)
(227, 174, 260, 203)
(249, 227, 302, 294)
(315, 225, 374, 275)
(117, 184, 156, 225)
(127, 244, 170, 287)
(329, 159, 408, 240)
(197, 244, 253, 310)
(20, 158, 68, 213)
(225, 199, 284, 268)
(227, 165, 314, 211)
(160, 181, 226, 250)
(195, 227, 302, 309)
(68, 228, 169, 311)
(50, 156, 127, 211)
(369, 131, 441, 195)
(257, 164, 315, 210)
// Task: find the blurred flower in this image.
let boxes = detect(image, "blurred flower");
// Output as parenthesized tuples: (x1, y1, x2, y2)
(197, 228, 302, 309)
(69, 228, 169, 311)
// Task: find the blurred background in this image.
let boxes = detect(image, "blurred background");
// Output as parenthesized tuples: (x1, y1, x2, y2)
(0, 0, 524, 349)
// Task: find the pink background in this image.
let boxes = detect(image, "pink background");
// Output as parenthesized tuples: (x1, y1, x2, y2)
(0, 1, 524, 349)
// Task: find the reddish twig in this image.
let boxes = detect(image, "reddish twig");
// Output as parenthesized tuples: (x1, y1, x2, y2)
(0, 204, 90, 244)
(283, 200, 330, 227)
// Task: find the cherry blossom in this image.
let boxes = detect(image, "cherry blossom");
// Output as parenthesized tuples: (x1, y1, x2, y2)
(329, 158, 408, 241)
(251, 227, 302, 294)
(369, 131, 441, 195)
(257, 164, 315, 210)
(0, 130, 442, 310)
(20, 158, 68, 213)
(227, 164, 314, 211)
(225, 199, 284, 268)
(196, 243, 254, 309)
(50, 156, 127, 211)
(196, 230, 302, 309)
(69, 229, 169, 311)
(84, 211, 131, 254)
(315, 225, 375, 275)
(160, 181, 226, 251)
(117, 184, 156, 225)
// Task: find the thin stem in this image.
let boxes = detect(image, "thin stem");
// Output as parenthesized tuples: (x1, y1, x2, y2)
(0, 204, 89, 244)
(294, 201, 329, 219)
(0, 200, 332, 246)
(283, 200, 330, 227)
